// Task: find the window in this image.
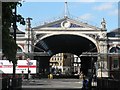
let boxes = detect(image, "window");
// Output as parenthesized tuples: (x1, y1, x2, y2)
(110, 47, 120, 53)
(74, 58, 77, 62)
(17, 47, 22, 52)
(112, 58, 119, 69)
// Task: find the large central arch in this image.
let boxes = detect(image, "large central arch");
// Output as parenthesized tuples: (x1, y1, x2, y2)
(35, 33, 98, 55)
(34, 34, 98, 75)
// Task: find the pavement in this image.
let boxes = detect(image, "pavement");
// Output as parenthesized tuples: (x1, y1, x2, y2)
(21, 79, 83, 90)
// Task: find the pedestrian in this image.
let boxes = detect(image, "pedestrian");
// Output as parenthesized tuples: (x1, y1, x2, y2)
(79, 71, 83, 79)
(82, 76, 88, 90)
(21, 71, 24, 80)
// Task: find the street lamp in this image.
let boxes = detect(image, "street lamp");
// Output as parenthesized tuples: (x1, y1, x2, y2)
(27, 58, 30, 80)
(26, 17, 32, 53)
(26, 17, 32, 80)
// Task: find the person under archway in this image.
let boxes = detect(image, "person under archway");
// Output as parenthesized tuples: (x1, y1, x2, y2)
(82, 76, 89, 90)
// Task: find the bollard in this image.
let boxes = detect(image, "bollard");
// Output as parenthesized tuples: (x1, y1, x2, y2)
(49, 74, 53, 79)
(9, 78, 12, 89)
(48, 74, 53, 79)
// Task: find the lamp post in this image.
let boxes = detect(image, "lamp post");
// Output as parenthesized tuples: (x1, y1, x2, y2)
(26, 17, 32, 80)
(26, 17, 32, 53)
(27, 58, 30, 80)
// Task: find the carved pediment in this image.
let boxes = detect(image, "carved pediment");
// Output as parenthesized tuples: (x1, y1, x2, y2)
(47, 21, 84, 28)
(33, 17, 101, 30)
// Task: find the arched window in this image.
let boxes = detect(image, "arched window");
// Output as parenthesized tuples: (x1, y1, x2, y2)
(110, 47, 120, 53)
(17, 47, 22, 52)
(109, 46, 120, 70)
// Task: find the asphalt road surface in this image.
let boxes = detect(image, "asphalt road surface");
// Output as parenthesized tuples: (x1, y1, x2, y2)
(21, 79, 83, 90)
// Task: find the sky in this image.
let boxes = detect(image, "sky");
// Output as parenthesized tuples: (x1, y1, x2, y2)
(17, 1, 119, 32)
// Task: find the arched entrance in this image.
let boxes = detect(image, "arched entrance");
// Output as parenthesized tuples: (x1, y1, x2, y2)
(34, 34, 98, 76)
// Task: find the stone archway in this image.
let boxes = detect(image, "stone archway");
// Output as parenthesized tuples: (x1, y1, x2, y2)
(34, 34, 98, 76)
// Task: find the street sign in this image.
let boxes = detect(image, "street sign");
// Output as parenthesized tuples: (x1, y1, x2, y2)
(26, 58, 30, 62)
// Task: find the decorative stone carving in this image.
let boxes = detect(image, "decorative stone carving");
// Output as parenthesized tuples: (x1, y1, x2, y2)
(102, 33, 106, 38)
(101, 18, 106, 30)
(61, 20, 71, 28)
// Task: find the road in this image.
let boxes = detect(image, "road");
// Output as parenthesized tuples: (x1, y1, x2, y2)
(21, 79, 83, 90)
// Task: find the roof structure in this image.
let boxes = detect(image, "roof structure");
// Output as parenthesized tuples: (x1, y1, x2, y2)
(108, 28, 120, 33)
(33, 16, 101, 30)
(107, 28, 120, 37)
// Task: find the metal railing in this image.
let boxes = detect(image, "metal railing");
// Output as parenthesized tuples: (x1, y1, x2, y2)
(2, 77, 22, 90)
(97, 77, 120, 89)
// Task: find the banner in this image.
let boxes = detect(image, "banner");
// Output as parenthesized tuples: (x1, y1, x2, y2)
(0, 60, 36, 74)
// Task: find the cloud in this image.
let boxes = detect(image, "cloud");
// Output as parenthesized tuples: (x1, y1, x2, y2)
(79, 13, 93, 21)
(93, 3, 114, 11)
(23, 0, 119, 2)
(21, 0, 120, 2)
(77, 0, 96, 2)
(109, 9, 118, 16)
(94, 0, 119, 2)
